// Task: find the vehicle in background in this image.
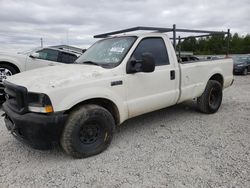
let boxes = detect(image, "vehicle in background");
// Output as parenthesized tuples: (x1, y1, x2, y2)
(0, 46, 83, 96)
(207, 56, 220, 60)
(233, 56, 250, 75)
(176, 51, 199, 62)
(50, 45, 85, 54)
(178, 54, 199, 62)
(2, 26, 233, 158)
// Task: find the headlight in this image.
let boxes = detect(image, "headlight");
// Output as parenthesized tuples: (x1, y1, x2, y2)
(237, 64, 244, 67)
(27, 92, 54, 113)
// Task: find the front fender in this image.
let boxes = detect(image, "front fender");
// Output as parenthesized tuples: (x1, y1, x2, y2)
(0, 56, 25, 72)
(50, 87, 128, 123)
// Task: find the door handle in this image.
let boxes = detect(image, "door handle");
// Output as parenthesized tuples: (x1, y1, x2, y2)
(49, 63, 55, 66)
(170, 70, 175, 80)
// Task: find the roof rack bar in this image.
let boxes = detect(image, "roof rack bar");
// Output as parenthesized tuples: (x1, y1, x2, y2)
(226, 29, 230, 56)
(170, 33, 226, 40)
(94, 26, 228, 39)
(173, 24, 176, 50)
(175, 28, 227, 34)
(94, 26, 173, 38)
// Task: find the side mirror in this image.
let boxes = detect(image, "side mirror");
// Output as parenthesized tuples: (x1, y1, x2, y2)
(30, 52, 39, 58)
(127, 53, 155, 74)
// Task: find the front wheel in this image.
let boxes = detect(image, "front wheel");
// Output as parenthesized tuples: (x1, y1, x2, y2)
(61, 104, 115, 158)
(197, 80, 223, 114)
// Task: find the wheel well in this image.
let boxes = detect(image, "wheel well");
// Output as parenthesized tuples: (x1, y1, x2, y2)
(0, 61, 20, 73)
(65, 98, 120, 125)
(209, 74, 223, 86)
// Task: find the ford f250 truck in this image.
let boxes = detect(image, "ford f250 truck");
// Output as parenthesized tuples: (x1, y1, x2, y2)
(2, 26, 234, 158)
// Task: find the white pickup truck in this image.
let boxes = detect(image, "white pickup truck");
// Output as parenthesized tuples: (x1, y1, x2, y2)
(2, 27, 234, 158)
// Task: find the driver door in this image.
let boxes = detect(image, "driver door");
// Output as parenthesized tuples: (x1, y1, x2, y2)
(25, 48, 59, 71)
(125, 37, 179, 118)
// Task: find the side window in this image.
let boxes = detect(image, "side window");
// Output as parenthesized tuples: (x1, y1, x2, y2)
(36, 49, 59, 62)
(59, 53, 78, 64)
(132, 38, 169, 66)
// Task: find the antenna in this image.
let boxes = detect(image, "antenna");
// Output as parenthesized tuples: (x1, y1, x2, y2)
(40, 38, 43, 48)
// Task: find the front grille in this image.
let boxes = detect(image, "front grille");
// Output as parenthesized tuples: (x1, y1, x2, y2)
(4, 81, 28, 114)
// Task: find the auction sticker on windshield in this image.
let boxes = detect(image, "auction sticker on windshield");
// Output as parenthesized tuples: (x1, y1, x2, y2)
(110, 47, 124, 53)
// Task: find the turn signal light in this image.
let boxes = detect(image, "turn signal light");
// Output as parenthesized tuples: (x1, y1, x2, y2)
(45, 105, 54, 113)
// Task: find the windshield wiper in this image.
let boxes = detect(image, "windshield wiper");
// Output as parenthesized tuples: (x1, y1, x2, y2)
(81, 61, 100, 66)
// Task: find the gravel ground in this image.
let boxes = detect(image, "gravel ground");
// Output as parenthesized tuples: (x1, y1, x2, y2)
(0, 75, 249, 188)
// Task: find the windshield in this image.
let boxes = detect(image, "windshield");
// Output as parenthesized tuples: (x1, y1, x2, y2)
(75, 36, 136, 68)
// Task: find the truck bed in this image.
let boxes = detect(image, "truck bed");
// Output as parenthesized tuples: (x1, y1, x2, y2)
(178, 58, 233, 103)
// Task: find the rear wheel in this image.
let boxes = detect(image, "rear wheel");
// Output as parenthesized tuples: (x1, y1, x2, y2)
(197, 80, 222, 114)
(61, 104, 115, 158)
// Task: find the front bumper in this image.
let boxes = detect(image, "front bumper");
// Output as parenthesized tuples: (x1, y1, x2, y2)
(2, 102, 68, 150)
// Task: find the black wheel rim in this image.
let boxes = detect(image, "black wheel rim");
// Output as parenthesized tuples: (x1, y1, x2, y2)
(208, 87, 221, 109)
(79, 123, 101, 144)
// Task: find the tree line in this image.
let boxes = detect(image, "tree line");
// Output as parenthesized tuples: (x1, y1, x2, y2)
(178, 33, 250, 55)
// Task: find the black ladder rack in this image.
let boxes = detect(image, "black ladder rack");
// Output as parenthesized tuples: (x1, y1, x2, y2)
(94, 24, 230, 55)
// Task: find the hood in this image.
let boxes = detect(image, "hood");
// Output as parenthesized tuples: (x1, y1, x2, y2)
(0, 51, 26, 58)
(6, 64, 110, 92)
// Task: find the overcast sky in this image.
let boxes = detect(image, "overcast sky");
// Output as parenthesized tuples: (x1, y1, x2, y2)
(0, 0, 249, 51)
